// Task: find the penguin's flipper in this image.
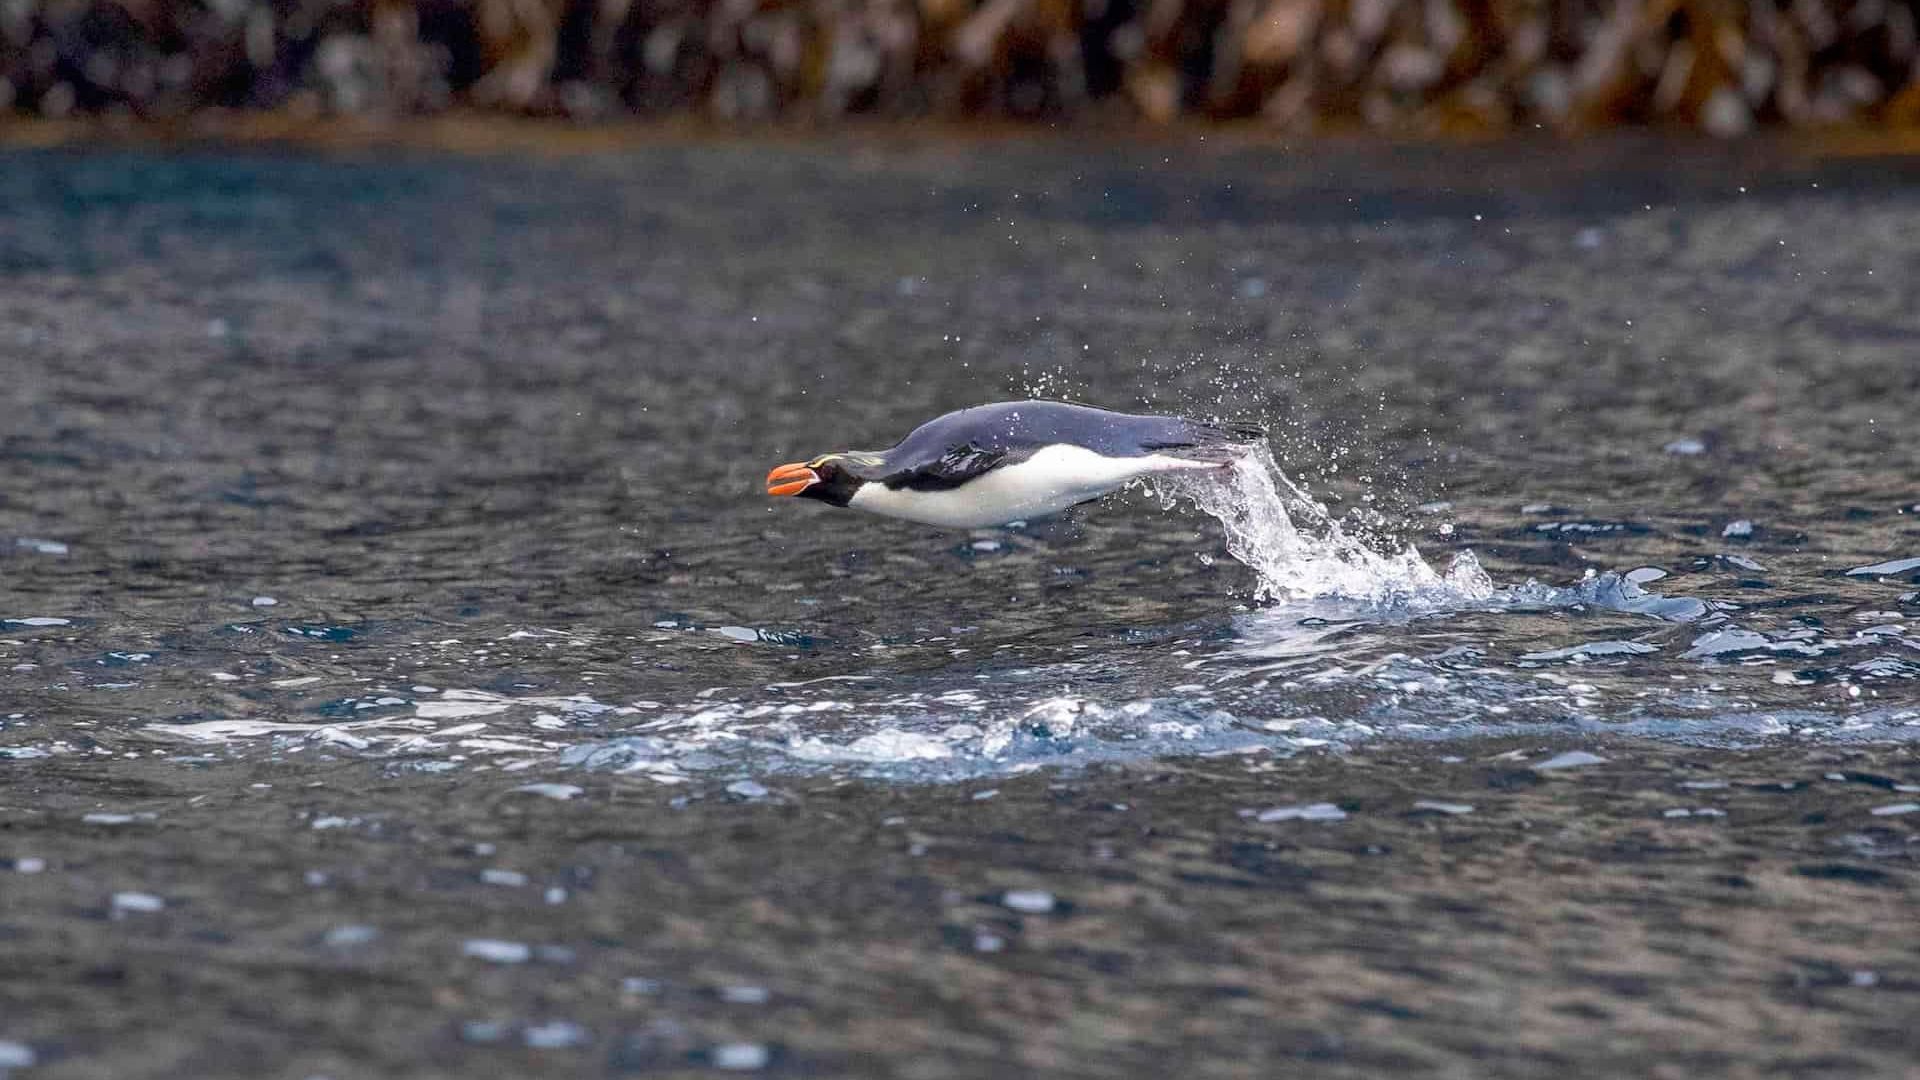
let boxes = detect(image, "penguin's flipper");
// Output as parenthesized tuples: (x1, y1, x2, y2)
(881, 442, 1014, 492)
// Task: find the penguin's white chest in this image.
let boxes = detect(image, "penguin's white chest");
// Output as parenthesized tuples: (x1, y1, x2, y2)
(846, 444, 1220, 529)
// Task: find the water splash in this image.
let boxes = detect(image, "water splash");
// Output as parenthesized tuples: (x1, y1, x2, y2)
(1157, 444, 1493, 607)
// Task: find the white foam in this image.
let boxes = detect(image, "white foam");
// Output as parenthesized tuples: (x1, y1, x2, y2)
(1156, 445, 1493, 606)
(787, 728, 953, 763)
(150, 717, 434, 742)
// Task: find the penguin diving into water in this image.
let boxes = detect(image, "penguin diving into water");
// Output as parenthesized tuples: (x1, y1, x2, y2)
(766, 400, 1266, 529)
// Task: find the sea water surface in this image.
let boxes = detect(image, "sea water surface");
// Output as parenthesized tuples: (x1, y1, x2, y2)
(3, 140, 1915, 783)
(3, 137, 1919, 1076)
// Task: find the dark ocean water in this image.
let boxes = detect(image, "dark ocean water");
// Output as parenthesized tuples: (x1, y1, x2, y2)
(2, 138, 1918, 1076)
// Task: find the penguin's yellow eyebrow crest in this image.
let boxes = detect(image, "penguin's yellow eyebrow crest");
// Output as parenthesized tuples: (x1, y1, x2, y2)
(809, 453, 883, 468)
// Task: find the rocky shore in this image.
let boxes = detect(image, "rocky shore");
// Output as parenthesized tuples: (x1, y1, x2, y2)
(2, 0, 1917, 134)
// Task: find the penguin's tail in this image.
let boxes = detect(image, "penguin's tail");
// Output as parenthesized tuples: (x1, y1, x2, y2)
(1201, 420, 1267, 444)
(1152, 417, 1268, 465)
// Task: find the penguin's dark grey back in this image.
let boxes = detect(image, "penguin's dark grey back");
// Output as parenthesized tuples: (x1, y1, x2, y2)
(871, 400, 1264, 472)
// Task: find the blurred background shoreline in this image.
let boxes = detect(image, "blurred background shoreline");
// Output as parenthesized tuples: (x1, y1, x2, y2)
(2, 0, 1919, 139)
(6, 110, 1920, 157)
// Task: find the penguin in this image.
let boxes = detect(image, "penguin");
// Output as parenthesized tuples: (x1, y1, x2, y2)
(765, 400, 1265, 529)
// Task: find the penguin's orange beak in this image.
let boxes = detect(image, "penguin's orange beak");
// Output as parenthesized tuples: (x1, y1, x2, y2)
(766, 462, 819, 497)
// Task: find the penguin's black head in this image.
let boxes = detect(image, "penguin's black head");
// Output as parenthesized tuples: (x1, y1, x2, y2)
(766, 455, 868, 507)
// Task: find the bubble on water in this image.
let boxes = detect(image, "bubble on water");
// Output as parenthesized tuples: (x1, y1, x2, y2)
(1848, 557, 1920, 577)
(1153, 445, 1493, 607)
(1254, 802, 1347, 822)
(1520, 641, 1659, 662)
(559, 737, 674, 771)
(461, 1021, 509, 1044)
(4, 617, 71, 627)
(112, 891, 165, 914)
(1502, 572, 1708, 622)
(515, 782, 583, 800)
(463, 939, 532, 964)
(324, 924, 379, 947)
(711, 1042, 770, 1071)
(15, 537, 68, 555)
(1663, 438, 1707, 456)
(524, 1021, 589, 1049)
(1002, 889, 1056, 914)
(1683, 628, 1833, 660)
